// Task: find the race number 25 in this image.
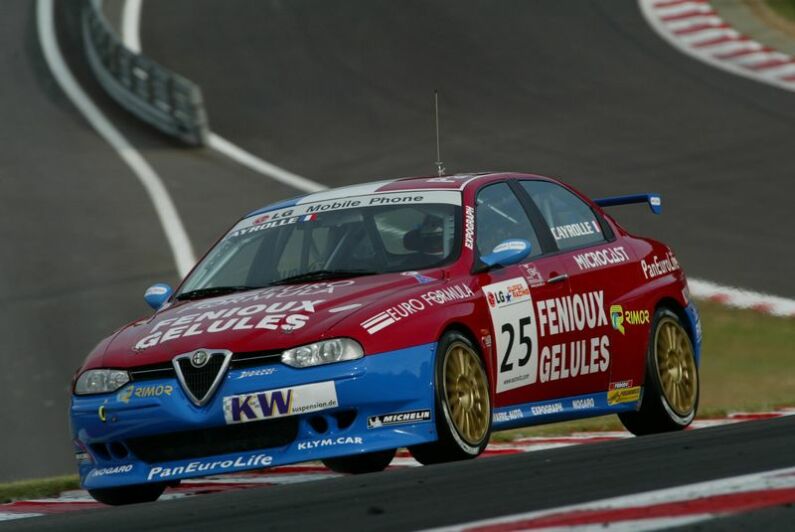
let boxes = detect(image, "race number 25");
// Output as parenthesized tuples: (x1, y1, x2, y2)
(483, 278, 538, 393)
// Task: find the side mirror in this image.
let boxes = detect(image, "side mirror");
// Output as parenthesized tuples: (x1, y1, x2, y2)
(481, 239, 532, 268)
(144, 283, 173, 310)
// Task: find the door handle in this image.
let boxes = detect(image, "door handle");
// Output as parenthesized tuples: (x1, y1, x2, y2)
(547, 273, 568, 285)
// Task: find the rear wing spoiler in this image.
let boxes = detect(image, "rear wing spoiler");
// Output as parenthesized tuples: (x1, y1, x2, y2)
(594, 193, 662, 215)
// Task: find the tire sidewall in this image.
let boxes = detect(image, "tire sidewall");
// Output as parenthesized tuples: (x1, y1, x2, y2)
(434, 331, 491, 456)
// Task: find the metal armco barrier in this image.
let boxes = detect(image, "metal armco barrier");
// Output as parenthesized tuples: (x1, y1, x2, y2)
(82, 0, 209, 145)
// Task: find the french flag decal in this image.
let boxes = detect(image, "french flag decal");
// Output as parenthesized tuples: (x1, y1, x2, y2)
(301, 214, 318, 222)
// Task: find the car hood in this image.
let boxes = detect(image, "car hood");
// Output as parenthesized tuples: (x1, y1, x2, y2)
(94, 274, 441, 369)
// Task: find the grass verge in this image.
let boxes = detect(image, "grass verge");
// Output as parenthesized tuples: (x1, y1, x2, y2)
(0, 475, 79, 504)
(1, 301, 792, 501)
(765, 0, 795, 23)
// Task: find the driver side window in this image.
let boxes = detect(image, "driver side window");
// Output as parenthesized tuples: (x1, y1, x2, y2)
(475, 183, 541, 259)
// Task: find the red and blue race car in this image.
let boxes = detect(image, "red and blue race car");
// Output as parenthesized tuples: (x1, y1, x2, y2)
(71, 172, 701, 504)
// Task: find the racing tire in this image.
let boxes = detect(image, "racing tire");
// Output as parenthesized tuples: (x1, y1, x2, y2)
(409, 331, 491, 465)
(322, 448, 396, 474)
(88, 482, 167, 505)
(619, 308, 699, 436)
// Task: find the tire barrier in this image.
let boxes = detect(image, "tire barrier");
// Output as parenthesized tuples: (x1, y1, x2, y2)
(81, 0, 209, 145)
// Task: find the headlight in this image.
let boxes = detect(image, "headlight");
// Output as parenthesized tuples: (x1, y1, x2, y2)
(281, 338, 363, 368)
(74, 369, 130, 395)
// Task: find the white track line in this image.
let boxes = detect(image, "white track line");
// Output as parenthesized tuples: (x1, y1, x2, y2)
(121, 0, 142, 53)
(121, 0, 326, 194)
(37, 0, 196, 277)
(433, 465, 795, 531)
(206, 133, 326, 192)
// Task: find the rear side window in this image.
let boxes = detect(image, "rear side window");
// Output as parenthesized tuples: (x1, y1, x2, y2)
(519, 181, 605, 250)
(475, 183, 541, 258)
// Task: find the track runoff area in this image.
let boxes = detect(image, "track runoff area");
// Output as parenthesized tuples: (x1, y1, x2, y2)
(2, 409, 794, 525)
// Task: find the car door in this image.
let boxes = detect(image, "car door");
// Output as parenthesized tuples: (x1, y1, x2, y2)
(517, 180, 624, 397)
(473, 182, 571, 409)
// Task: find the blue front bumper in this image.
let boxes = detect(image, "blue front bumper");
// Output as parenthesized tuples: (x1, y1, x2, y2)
(71, 343, 437, 489)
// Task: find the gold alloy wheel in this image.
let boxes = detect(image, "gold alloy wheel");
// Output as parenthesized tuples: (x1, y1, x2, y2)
(442, 341, 490, 445)
(654, 317, 698, 417)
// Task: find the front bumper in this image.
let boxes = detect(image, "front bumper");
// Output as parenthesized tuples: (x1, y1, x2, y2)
(71, 343, 437, 489)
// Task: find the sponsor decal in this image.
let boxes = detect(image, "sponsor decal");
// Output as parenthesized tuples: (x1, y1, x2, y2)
(75, 452, 91, 464)
(297, 436, 363, 450)
(231, 214, 318, 238)
(573, 246, 630, 271)
(179, 281, 354, 312)
(426, 174, 475, 185)
(608, 385, 642, 405)
(535, 290, 610, 384)
(236, 368, 277, 379)
(145, 285, 169, 297)
(481, 334, 492, 349)
(254, 212, 316, 226)
(367, 409, 431, 428)
(135, 299, 324, 351)
(610, 305, 625, 335)
(464, 205, 475, 250)
(493, 240, 528, 253)
(483, 277, 538, 393)
(401, 271, 436, 284)
(610, 380, 633, 390)
(97, 405, 107, 423)
(641, 251, 680, 279)
(360, 283, 474, 334)
(223, 381, 338, 425)
(520, 263, 545, 287)
(610, 305, 650, 335)
(572, 397, 596, 410)
(148, 454, 272, 481)
(328, 303, 363, 314)
(230, 191, 461, 237)
(88, 464, 133, 478)
(493, 409, 523, 423)
(530, 402, 564, 416)
(550, 221, 599, 241)
(117, 384, 174, 403)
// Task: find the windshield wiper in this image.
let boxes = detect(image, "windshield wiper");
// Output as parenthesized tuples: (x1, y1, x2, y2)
(271, 269, 378, 285)
(175, 285, 261, 301)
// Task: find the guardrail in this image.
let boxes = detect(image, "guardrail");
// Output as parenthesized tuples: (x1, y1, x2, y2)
(81, 0, 209, 145)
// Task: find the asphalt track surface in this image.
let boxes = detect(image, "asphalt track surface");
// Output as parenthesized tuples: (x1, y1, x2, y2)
(5, 416, 795, 531)
(0, 0, 792, 499)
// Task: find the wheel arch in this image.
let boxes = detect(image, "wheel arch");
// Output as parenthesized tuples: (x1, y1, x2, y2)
(439, 320, 495, 390)
(654, 297, 697, 350)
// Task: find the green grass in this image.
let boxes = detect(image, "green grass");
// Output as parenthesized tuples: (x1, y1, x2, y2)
(497, 299, 795, 439)
(0, 475, 79, 504)
(1, 301, 791, 502)
(766, 0, 795, 23)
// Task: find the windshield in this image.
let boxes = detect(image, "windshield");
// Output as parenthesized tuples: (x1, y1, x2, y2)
(178, 191, 462, 296)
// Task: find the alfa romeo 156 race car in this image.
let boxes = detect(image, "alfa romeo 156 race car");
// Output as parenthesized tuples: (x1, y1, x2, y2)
(71, 172, 702, 504)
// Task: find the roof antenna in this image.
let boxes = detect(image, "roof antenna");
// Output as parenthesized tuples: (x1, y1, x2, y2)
(434, 90, 446, 177)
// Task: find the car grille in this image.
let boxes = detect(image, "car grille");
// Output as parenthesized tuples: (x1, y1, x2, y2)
(129, 350, 282, 382)
(175, 353, 226, 402)
(125, 416, 299, 463)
